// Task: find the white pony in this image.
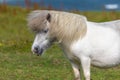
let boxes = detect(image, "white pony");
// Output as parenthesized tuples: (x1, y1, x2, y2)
(27, 10, 120, 80)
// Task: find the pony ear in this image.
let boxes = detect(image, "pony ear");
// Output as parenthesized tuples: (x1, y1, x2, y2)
(46, 13, 51, 22)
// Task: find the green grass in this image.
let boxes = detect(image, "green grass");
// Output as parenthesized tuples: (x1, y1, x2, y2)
(0, 8, 120, 80)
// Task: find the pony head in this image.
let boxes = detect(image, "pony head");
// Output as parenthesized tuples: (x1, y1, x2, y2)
(27, 11, 55, 56)
(27, 10, 87, 56)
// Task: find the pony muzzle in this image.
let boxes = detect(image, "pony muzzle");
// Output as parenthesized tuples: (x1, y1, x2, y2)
(32, 46, 44, 56)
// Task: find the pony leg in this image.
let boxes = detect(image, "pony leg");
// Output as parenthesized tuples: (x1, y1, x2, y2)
(70, 61, 81, 80)
(81, 56, 91, 80)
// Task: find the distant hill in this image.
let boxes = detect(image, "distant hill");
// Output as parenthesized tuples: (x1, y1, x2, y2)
(0, 0, 120, 11)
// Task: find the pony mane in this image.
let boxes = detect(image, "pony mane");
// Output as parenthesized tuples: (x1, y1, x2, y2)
(27, 10, 50, 32)
(49, 11, 87, 43)
(28, 10, 87, 43)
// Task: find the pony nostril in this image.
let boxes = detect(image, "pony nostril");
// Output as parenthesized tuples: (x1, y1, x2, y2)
(33, 46, 39, 53)
(34, 47, 38, 51)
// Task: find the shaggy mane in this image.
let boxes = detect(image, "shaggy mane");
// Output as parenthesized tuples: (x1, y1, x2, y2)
(28, 10, 87, 43)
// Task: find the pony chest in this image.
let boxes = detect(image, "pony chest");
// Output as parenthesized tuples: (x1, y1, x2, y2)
(61, 44, 80, 62)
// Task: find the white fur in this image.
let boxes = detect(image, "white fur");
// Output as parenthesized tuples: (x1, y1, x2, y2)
(29, 10, 120, 80)
(71, 21, 120, 67)
(70, 21, 120, 80)
(32, 20, 120, 80)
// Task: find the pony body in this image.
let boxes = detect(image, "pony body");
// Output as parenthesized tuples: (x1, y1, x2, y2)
(71, 21, 120, 67)
(27, 10, 120, 80)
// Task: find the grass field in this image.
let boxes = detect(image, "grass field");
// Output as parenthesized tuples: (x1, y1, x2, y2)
(0, 7, 120, 80)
